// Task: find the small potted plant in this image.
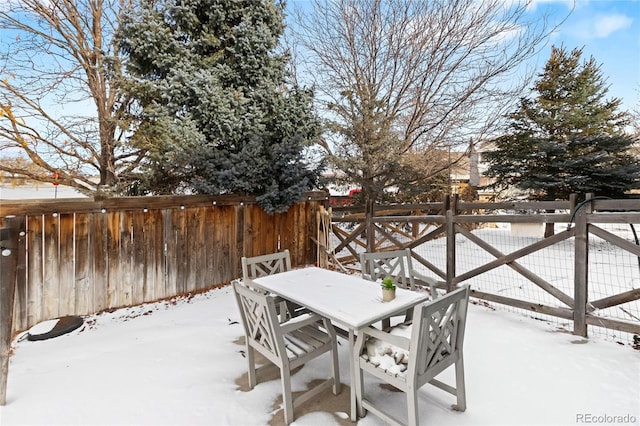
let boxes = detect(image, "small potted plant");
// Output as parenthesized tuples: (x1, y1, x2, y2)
(381, 277, 396, 302)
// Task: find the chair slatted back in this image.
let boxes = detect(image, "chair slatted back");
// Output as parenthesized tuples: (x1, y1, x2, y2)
(409, 285, 470, 378)
(242, 250, 292, 280)
(233, 281, 284, 365)
(360, 249, 415, 290)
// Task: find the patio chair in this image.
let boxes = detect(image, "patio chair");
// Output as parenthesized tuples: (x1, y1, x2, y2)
(232, 280, 341, 425)
(242, 250, 292, 279)
(241, 250, 305, 321)
(354, 284, 470, 426)
(360, 249, 439, 329)
(360, 249, 438, 295)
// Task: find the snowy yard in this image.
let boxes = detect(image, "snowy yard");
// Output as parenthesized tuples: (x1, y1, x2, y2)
(0, 283, 638, 426)
(1, 188, 639, 424)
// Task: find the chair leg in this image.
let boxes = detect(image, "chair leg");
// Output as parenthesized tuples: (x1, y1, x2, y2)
(354, 365, 365, 418)
(322, 318, 341, 395)
(278, 300, 290, 323)
(247, 346, 257, 389)
(454, 356, 467, 411)
(331, 341, 341, 395)
(281, 367, 294, 425)
(407, 387, 419, 426)
(381, 318, 391, 330)
(404, 308, 413, 323)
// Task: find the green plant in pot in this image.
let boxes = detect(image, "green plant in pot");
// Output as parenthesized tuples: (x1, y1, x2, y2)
(381, 277, 396, 302)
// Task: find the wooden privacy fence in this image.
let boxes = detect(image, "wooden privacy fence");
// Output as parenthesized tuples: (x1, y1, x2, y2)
(1, 216, 24, 404)
(0, 192, 327, 336)
(323, 194, 640, 342)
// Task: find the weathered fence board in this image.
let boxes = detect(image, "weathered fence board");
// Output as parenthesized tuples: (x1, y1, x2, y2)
(1, 192, 328, 336)
(91, 212, 108, 314)
(1, 216, 25, 405)
(25, 216, 43, 329)
(75, 213, 92, 317)
(43, 214, 60, 320)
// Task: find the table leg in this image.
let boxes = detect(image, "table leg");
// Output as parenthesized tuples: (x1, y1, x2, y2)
(349, 329, 357, 422)
(353, 331, 367, 419)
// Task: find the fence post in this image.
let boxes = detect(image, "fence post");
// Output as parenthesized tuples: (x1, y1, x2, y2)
(573, 195, 590, 337)
(1, 215, 25, 405)
(444, 195, 460, 293)
(442, 194, 451, 215)
(569, 193, 578, 213)
(446, 210, 456, 293)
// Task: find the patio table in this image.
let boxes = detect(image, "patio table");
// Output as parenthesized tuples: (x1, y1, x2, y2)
(251, 266, 429, 421)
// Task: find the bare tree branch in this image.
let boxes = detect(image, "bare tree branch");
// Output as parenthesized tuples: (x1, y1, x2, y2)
(0, 0, 140, 194)
(290, 0, 569, 201)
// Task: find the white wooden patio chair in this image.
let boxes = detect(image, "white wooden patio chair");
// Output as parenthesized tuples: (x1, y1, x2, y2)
(232, 280, 341, 425)
(360, 248, 439, 295)
(360, 249, 439, 329)
(354, 284, 470, 426)
(241, 250, 303, 321)
(242, 250, 292, 279)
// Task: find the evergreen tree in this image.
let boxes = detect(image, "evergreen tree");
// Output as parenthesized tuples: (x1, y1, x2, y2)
(484, 46, 639, 201)
(117, 0, 322, 213)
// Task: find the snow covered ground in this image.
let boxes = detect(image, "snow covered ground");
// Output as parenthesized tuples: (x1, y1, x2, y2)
(1, 188, 638, 425)
(1, 285, 638, 426)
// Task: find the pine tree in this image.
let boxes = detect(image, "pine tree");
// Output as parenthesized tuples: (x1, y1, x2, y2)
(116, 0, 322, 213)
(484, 46, 639, 201)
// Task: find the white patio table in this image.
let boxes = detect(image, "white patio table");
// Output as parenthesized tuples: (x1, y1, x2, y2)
(251, 266, 429, 421)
